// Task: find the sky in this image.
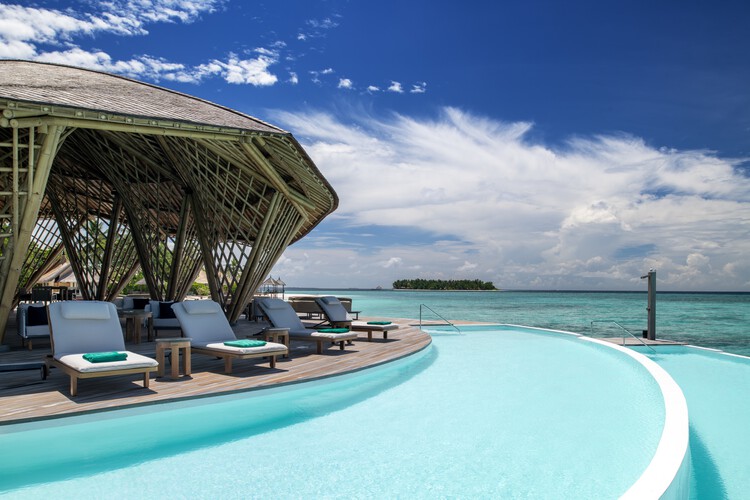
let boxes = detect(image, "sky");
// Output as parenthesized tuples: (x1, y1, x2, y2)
(2, 0, 750, 291)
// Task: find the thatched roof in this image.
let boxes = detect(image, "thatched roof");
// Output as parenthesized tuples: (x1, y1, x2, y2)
(0, 60, 282, 133)
(0, 60, 337, 328)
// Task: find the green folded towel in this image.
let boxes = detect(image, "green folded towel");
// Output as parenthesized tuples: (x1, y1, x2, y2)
(367, 321, 392, 325)
(83, 352, 127, 363)
(318, 328, 350, 333)
(224, 339, 267, 348)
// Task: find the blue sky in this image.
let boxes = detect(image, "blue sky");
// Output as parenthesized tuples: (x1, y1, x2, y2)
(2, 0, 750, 290)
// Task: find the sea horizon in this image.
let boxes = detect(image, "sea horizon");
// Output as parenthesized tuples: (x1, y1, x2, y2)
(284, 288, 750, 357)
(287, 287, 750, 294)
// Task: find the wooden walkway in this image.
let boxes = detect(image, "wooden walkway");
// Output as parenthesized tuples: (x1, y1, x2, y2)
(0, 314, 430, 425)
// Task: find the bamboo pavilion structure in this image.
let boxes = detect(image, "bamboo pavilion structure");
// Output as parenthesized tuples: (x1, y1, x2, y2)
(0, 60, 338, 343)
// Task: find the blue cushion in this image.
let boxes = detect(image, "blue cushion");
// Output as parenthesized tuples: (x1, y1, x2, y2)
(132, 298, 149, 310)
(159, 301, 176, 319)
(27, 305, 48, 326)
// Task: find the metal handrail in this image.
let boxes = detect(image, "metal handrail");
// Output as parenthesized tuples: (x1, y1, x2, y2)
(590, 320, 656, 354)
(419, 304, 461, 334)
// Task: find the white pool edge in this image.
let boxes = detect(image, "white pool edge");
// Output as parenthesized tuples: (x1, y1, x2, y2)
(580, 337, 690, 499)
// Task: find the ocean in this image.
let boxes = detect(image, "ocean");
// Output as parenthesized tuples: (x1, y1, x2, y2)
(288, 289, 750, 356)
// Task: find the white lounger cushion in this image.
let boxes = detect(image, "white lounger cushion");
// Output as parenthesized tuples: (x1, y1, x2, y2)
(309, 331, 358, 341)
(193, 341, 287, 355)
(49, 301, 126, 355)
(56, 352, 158, 373)
(351, 321, 399, 332)
(315, 296, 352, 323)
(256, 297, 313, 333)
(60, 302, 111, 320)
(183, 300, 218, 314)
(172, 301, 235, 342)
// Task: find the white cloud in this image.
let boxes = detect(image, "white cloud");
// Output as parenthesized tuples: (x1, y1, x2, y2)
(367, 85, 380, 93)
(307, 17, 339, 29)
(457, 261, 478, 272)
(410, 82, 427, 93)
(217, 53, 278, 86)
(0, 1, 282, 86)
(383, 257, 403, 268)
(271, 107, 750, 290)
(0, 3, 424, 94)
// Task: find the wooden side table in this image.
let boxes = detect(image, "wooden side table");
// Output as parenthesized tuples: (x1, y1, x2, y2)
(156, 337, 191, 379)
(120, 310, 153, 344)
(258, 327, 290, 358)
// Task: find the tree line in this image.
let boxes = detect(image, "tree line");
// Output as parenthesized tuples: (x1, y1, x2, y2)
(392, 279, 497, 290)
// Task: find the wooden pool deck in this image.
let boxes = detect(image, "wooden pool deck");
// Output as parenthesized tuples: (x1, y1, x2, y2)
(600, 337, 685, 347)
(0, 314, 430, 425)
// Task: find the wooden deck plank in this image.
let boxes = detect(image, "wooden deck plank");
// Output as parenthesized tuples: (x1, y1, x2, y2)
(0, 314, 430, 425)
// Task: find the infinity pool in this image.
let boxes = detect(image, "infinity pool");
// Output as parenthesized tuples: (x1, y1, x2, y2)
(632, 344, 750, 498)
(0, 326, 672, 498)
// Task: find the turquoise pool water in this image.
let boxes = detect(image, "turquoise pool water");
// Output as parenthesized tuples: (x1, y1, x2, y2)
(633, 345, 750, 499)
(0, 327, 665, 498)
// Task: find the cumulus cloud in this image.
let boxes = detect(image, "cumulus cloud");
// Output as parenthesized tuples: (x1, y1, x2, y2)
(410, 82, 427, 93)
(271, 107, 750, 290)
(388, 81, 404, 93)
(0, 1, 282, 86)
(0, 3, 426, 93)
(383, 257, 403, 268)
(213, 53, 278, 86)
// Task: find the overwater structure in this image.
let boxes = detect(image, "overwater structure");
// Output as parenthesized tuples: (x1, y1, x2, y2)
(0, 60, 338, 342)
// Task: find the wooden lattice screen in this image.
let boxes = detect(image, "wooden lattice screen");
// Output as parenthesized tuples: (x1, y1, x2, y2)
(18, 198, 65, 293)
(0, 61, 337, 341)
(45, 169, 140, 301)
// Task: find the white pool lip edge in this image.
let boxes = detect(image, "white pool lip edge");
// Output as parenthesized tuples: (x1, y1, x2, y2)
(580, 336, 690, 499)
(469, 325, 690, 498)
(437, 323, 691, 497)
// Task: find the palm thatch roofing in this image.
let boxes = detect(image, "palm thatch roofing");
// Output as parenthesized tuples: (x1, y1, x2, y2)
(0, 60, 337, 337)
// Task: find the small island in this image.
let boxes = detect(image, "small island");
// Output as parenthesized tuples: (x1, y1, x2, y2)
(392, 279, 497, 291)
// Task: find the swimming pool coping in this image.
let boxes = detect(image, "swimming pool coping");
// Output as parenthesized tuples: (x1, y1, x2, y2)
(425, 323, 691, 498)
(505, 324, 690, 498)
(581, 336, 690, 499)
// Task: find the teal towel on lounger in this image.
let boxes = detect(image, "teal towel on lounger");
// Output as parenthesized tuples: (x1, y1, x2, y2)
(318, 328, 350, 333)
(224, 339, 267, 348)
(83, 351, 127, 363)
(367, 321, 392, 325)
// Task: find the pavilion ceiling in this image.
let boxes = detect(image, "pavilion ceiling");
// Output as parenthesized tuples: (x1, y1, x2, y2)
(0, 61, 338, 340)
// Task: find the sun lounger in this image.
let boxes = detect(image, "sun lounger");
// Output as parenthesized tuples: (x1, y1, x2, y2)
(254, 297, 358, 354)
(47, 301, 158, 396)
(314, 296, 398, 341)
(171, 300, 287, 373)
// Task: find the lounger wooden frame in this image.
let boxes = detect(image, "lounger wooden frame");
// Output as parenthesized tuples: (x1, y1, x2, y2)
(46, 357, 156, 397)
(190, 346, 282, 374)
(286, 336, 347, 354)
(331, 321, 393, 341)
